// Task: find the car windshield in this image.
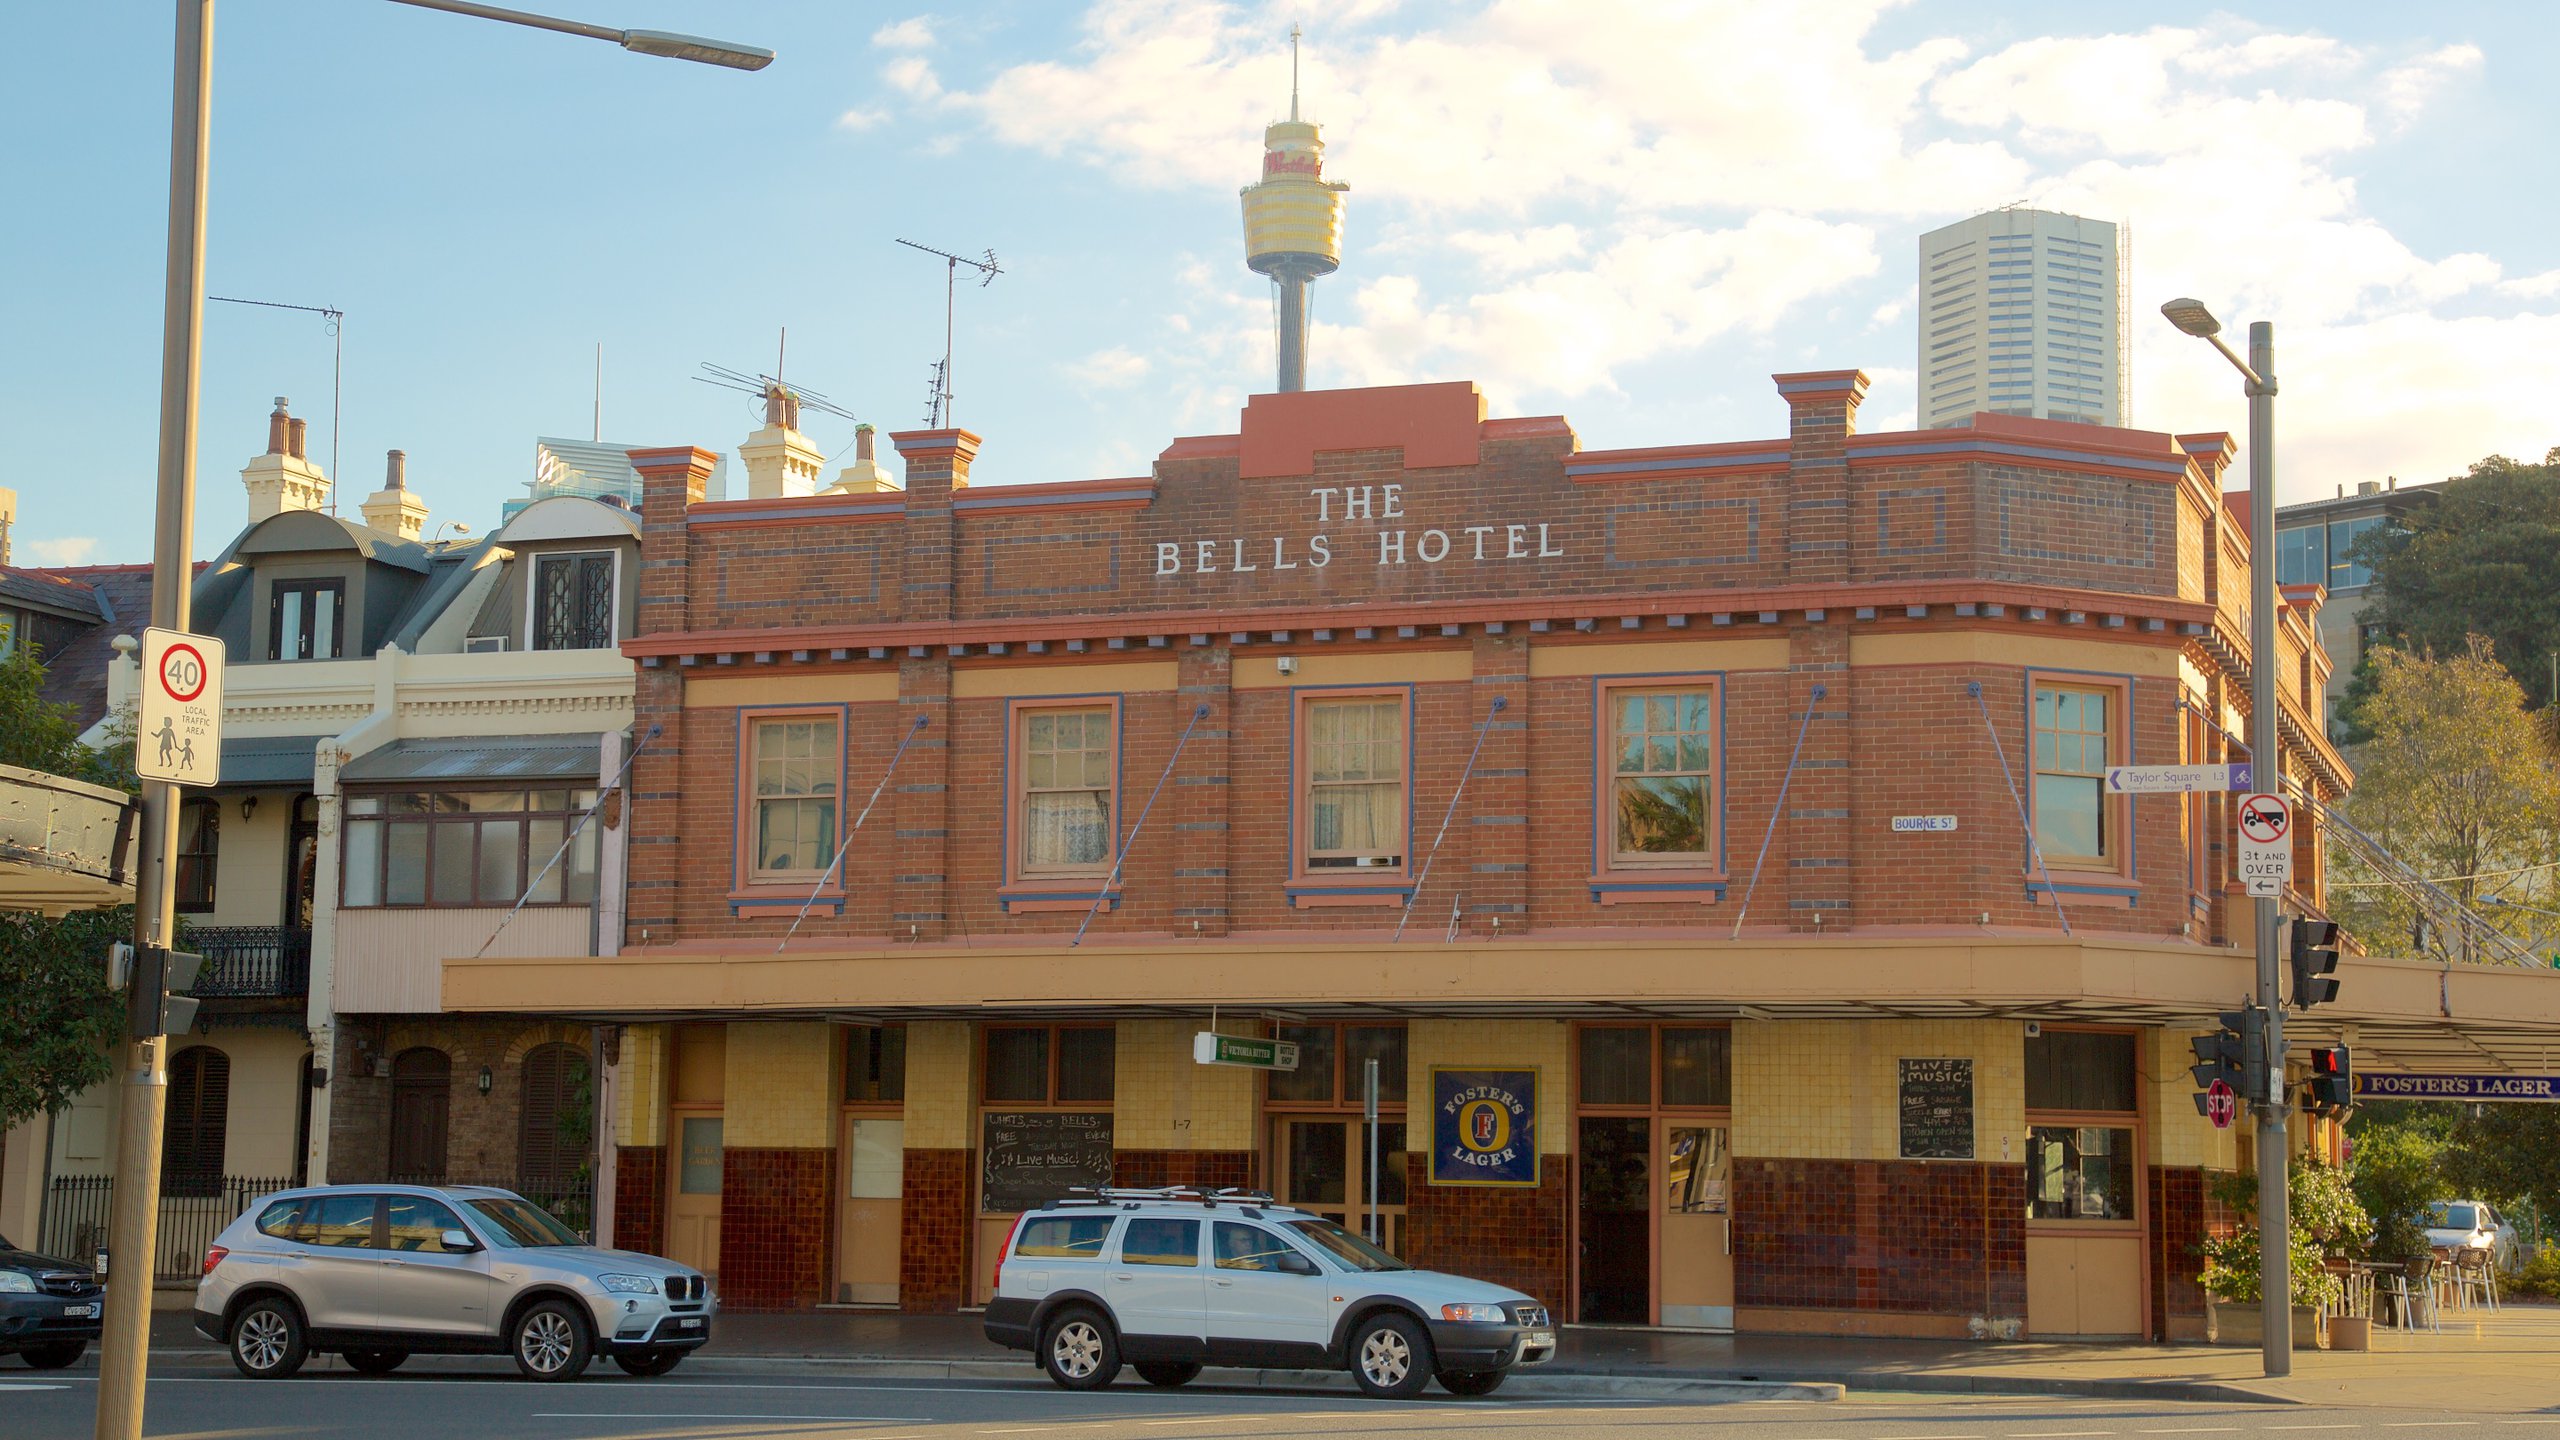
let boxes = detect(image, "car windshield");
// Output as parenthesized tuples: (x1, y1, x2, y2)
(464, 1196, 583, 1248)
(1284, 1218, 1410, 1272)
(2428, 1203, 2478, 1230)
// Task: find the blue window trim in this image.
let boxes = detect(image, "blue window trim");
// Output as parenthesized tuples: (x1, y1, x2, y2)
(999, 691, 1127, 898)
(1284, 883, 1417, 900)
(1589, 880, 1729, 902)
(1589, 671, 1729, 887)
(1000, 890, 1121, 914)
(1286, 682, 1418, 894)
(734, 896, 842, 916)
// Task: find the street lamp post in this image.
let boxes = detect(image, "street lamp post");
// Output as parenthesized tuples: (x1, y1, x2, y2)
(2161, 297, 2289, 1377)
(96, 7, 770, 1439)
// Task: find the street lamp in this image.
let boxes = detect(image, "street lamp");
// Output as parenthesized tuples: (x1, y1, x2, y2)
(100, 6, 771, 1440)
(2160, 296, 2288, 1377)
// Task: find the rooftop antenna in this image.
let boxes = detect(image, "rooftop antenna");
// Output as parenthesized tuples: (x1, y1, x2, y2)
(692, 332, 861, 432)
(592, 342, 602, 442)
(895, 238, 1001, 428)
(1290, 21, 1301, 121)
(210, 295, 343, 512)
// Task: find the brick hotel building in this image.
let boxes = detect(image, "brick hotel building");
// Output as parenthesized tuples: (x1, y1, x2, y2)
(444, 373, 2560, 1341)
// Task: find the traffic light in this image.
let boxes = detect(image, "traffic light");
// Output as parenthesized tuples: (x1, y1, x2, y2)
(124, 944, 206, 1040)
(2289, 918, 2342, 1008)
(2190, 1006, 2266, 1116)
(2306, 1044, 2353, 1114)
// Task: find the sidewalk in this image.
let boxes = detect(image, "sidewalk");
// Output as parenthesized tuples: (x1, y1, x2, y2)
(146, 1301, 2560, 1411)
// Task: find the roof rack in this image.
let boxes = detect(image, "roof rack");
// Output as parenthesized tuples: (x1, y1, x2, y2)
(1053, 1185, 1285, 1210)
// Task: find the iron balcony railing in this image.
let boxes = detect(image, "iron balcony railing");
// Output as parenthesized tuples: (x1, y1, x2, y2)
(188, 926, 311, 997)
(40, 1174, 295, 1283)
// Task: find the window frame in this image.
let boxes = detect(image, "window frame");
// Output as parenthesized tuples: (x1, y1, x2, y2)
(337, 786, 599, 910)
(1590, 675, 1726, 897)
(1290, 685, 1414, 896)
(1571, 1023, 1735, 1115)
(524, 548, 621, 652)
(268, 577, 347, 661)
(2022, 1023, 2145, 1234)
(1004, 696, 1123, 896)
(164, 1045, 231, 1197)
(981, 1023, 1116, 1106)
(2026, 672, 2133, 881)
(732, 705, 847, 892)
(1262, 1022, 1408, 1113)
(175, 796, 220, 914)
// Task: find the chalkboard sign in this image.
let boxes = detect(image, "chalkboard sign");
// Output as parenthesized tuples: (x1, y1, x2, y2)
(1898, 1058, 1975, 1160)
(980, 1111, 1115, 1214)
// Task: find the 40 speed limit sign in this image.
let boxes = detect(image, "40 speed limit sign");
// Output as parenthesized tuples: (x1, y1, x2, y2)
(139, 627, 225, 786)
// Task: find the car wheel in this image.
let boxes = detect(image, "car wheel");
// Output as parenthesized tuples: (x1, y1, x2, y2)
(1437, 1368, 1506, 1396)
(614, 1351, 685, 1377)
(229, 1296, 308, 1379)
(1348, 1311, 1433, 1399)
(342, 1348, 407, 1375)
(21, 1340, 86, 1370)
(1040, 1307, 1121, 1391)
(510, 1299, 594, 1382)
(1133, 1361, 1201, 1388)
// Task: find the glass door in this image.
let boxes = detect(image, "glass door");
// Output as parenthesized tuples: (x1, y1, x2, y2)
(1275, 1117, 1406, 1254)
(1659, 1121, 1733, 1329)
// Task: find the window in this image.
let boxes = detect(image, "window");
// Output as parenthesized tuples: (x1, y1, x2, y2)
(341, 790, 598, 908)
(843, 1024, 907, 1103)
(983, 1025, 1114, 1104)
(175, 798, 219, 913)
(2328, 515, 2384, 589)
(1302, 694, 1406, 871)
(1014, 1215, 1113, 1259)
(531, 551, 617, 650)
(383, 1194, 474, 1253)
(293, 1193, 379, 1249)
(2032, 682, 2116, 865)
(1606, 688, 1717, 866)
(1577, 1025, 1732, 1109)
(518, 1043, 591, 1190)
(1215, 1221, 1299, 1271)
(2028, 1125, 2135, 1221)
(2026, 1030, 2138, 1113)
(2275, 526, 2324, 586)
(0, 607, 20, 660)
(1120, 1217, 1200, 1266)
(2025, 1027, 2137, 1224)
(164, 1047, 230, 1197)
(1017, 705, 1115, 876)
(746, 715, 839, 881)
(269, 578, 344, 660)
(1266, 1023, 1406, 1106)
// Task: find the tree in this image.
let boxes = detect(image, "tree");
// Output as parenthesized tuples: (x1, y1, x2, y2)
(2327, 638, 2560, 951)
(2344, 448, 2560, 740)
(2345, 1105, 2455, 1271)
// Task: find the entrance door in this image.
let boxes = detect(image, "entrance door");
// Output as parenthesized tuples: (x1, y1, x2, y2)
(1275, 1117, 1406, 1254)
(1659, 1121, 1734, 1329)
(1577, 1116, 1649, 1323)
(836, 1116, 903, 1305)
(668, 1113, 722, 1279)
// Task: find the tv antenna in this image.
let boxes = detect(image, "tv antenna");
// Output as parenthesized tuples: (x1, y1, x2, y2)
(209, 295, 344, 513)
(693, 328, 860, 431)
(896, 239, 1000, 427)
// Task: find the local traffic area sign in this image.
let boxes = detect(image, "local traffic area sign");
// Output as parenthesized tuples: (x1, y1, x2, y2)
(2355, 1072, 2560, 1103)
(1193, 1032, 1300, 1071)
(2105, 762, 2251, 794)
(138, 627, 224, 787)
(2235, 792, 2291, 898)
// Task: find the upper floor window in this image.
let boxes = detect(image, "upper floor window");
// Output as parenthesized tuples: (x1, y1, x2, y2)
(2328, 514, 2384, 590)
(175, 797, 219, 913)
(1301, 694, 1405, 873)
(1606, 686, 1717, 868)
(1018, 705, 1115, 877)
(532, 551, 616, 651)
(340, 789, 599, 908)
(747, 715, 839, 882)
(2032, 681, 2118, 866)
(0, 606, 22, 660)
(843, 1023, 907, 1104)
(270, 578, 345, 660)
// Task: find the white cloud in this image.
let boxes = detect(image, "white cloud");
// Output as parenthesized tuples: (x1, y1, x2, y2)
(1074, 346, 1153, 388)
(2501, 269, 2560, 300)
(1869, 298, 1909, 330)
(836, 107, 890, 131)
(883, 55, 942, 100)
(2377, 45, 2483, 124)
(25, 537, 99, 565)
(872, 17, 937, 50)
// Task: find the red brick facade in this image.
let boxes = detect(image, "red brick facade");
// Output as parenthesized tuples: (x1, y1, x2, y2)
(717, 1147, 833, 1311)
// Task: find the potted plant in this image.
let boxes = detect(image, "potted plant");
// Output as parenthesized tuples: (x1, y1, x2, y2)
(2198, 1162, 2370, 1348)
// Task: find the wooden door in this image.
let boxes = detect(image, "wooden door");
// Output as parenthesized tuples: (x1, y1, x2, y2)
(1658, 1121, 1733, 1329)
(835, 1116, 903, 1305)
(668, 1112, 723, 1279)
(388, 1048, 450, 1181)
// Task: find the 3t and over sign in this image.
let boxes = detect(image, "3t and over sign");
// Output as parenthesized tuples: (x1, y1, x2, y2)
(1153, 484, 1566, 576)
(137, 627, 224, 787)
(2235, 792, 2292, 898)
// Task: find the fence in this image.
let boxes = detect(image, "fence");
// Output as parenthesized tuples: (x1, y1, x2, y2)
(41, 1175, 295, 1283)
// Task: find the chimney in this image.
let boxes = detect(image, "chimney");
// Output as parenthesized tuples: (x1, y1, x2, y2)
(824, 422, 899, 493)
(738, 382, 824, 499)
(361, 448, 431, 542)
(289, 417, 308, 460)
(242, 396, 331, 522)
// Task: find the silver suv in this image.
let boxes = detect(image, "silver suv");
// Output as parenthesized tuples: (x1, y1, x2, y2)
(193, 1183, 713, 1381)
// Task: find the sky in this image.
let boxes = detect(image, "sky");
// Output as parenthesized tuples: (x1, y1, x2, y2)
(3, 1, 2556, 566)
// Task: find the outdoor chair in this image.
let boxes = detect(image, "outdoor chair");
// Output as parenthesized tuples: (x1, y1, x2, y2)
(2452, 1246, 2499, 1312)
(2385, 1259, 2442, 1333)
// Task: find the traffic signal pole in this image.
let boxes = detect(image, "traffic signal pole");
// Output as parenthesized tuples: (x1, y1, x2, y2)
(95, 5, 211, 1439)
(2244, 321, 2290, 1378)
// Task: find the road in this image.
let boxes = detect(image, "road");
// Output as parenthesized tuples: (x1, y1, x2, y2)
(7, 1369, 2556, 1440)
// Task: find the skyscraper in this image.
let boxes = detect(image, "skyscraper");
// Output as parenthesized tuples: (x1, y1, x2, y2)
(1917, 208, 2126, 429)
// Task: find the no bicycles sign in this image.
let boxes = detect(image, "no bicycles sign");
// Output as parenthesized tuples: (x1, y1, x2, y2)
(2235, 791, 2291, 899)
(138, 627, 224, 787)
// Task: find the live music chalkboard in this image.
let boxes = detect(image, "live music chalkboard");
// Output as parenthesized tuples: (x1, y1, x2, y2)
(1898, 1058, 1975, 1160)
(980, 1111, 1115, 1213)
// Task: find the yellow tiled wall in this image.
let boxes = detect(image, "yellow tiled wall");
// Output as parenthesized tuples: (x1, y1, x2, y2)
(904, 1020, 975, 1149)
(720, 1021, 834, 1150)
(614, 1023, 666, 1146)
(1113, 1019, 1259, 1151)
(1734, 1019, 2026, 1162)
(1406, 1018, 1570, 1155)
(2150, 1026, 2241, 1171)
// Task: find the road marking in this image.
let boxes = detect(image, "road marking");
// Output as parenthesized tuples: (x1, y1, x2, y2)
(0, 1383, 68, 1391)
(2387, 1425, 2478, 1429)
(535, 1414, 910, 1423)
(2265, 1428, 2357, 1432)
(2014, 1431, 2114, 1436)
(2136, 1429, 2240, 1434)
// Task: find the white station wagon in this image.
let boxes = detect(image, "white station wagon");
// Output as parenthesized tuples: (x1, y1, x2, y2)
(983, 1187, 1554, 1398)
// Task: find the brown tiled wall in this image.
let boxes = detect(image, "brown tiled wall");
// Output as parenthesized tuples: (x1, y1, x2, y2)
(1734, 1158, 2025, 1327)
(1112, 1150, 1254, 1191)
(718, 1147, 832, 1311)
(613, 1146, 667, 1256)
(900, 1148, 972, 1314)
(1402, 1156, 1568, 1312)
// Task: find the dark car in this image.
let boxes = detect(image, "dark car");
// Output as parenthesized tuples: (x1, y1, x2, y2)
(0, 1236, 104, 1369)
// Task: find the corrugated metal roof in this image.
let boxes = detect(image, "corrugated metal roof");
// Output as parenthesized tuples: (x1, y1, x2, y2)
(221, 735, 330, 787)
(342, 733, 607, 784)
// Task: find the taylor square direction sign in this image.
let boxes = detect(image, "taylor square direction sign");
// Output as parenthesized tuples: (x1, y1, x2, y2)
(2105, 762, 2251, 795)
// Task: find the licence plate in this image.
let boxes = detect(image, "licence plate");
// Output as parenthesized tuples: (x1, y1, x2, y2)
(1522, 1330, 1554, 1349)
(676, 1317, 703, 1329)
(64, 1303, 99, 1319)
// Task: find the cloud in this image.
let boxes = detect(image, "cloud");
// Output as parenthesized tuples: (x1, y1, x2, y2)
(836, 107, 890, 131)
(2377, 45, 2483, 124)
(883, 55, 942, 100)
(25, 537, 99, 565)
(1074, 346, 1152, 389)
(871, 17, 937, 50)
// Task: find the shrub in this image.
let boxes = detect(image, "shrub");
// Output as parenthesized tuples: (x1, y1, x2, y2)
(2509, 1247, 2560, 1301)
